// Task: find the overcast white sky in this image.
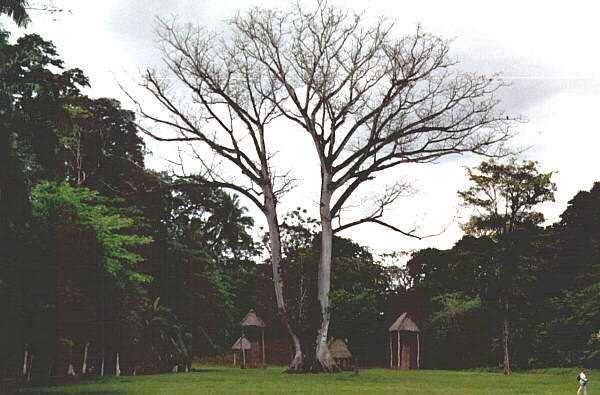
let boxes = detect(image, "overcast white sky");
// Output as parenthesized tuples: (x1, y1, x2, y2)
(5, 0, 600, 258)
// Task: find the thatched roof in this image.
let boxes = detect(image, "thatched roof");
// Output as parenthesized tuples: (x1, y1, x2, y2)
(231, 337, 251, 350)
(327, 338, 352, 359)
(240, 309, 265, 327)
(388, 312, 420, 332)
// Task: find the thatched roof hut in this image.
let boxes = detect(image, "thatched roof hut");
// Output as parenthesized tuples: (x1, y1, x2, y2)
(231, 337, 251, 351)
(238, 309, 266, 368)
(388, 312, 420, 333)
(327, 338, 351, 359)
(231, 336, 251, 367)
(389, 313, 420, 370)
(240, 309, 265, 327)
(327, 338, 353, 370)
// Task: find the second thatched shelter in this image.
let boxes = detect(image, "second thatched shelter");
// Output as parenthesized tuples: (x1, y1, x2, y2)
(231, 336, 251, 367)
(239, 309, 266, 368)
(327, 338, 352, 370)
(388, 313, 420, 370)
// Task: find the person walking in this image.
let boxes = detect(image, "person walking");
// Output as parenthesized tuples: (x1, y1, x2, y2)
(578, 368, 588, 395)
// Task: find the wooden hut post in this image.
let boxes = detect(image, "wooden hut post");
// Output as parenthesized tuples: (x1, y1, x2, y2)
(389, 335, 392, 368)
(401, 332, 404, 369)
(233, 352, 236, 367)
(417, 333, 420, 369)
(397, 331, 400, 368)
(241, 332, 246, 369)
(261, 327, 265, 368)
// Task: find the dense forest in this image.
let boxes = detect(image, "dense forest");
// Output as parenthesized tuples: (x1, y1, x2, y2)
(1, 1, 600, 386)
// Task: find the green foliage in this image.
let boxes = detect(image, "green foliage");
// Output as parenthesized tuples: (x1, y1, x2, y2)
(456, 159, 557, 371)
(193, 269, 237, 355)
(0, 22, 262, 379)
(1, 31, 88, 181)
(329, 255, 392, 363)
(167, 180, 257, 266)
(0, 27, 88, 239)
(58, 337, 74, 348)
(274, 209, 392, 364)
(125, 297, 191, 372)
(431, 292, 483, 334)
(0, 26, 89, 381)
(409, 178, 600, 370)
(57, 97, 146, 195)
(0, 0, 30, 27)
(156, 178, 259, 358)
(458, 158, 556, 236)
(30, 181, 152, 286)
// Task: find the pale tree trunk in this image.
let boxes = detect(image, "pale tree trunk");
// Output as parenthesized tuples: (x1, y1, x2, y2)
(502, 317, 511, 375)
(67, 348, 75, 376)
(312, 180, 338, 373)
(26, 353, 33, 383)
(101, 347, 105, 377)
(81, 343, 89, 374)
(263, 190, 304, 372)
(22, 345, 28, 378)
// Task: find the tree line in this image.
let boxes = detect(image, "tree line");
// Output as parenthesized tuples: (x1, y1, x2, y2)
(0, 7, 258, 381)
(407, 163, 600, 372)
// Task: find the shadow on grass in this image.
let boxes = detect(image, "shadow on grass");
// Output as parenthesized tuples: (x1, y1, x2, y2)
(10, 377, 127, 394)
(190, 368, 221, 373)
(18, 391, 120, 395)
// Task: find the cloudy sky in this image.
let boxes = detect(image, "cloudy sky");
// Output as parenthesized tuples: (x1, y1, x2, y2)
(5, 0, 600, 257)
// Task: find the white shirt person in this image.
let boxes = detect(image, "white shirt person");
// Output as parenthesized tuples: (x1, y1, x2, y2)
(578, 369, 588, 395)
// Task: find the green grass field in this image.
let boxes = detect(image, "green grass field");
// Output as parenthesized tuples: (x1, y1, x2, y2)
(15, 366, 587, 394)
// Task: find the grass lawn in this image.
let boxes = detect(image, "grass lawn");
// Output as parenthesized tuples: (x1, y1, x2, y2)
(14, 366, 586, 394)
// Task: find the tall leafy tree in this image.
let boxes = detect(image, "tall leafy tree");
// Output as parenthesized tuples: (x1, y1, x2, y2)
(10, 181, 152, 380)
(163, 180, 258, 358)
(58, 97, 146, 196)
(0, 29, 87, 248)
(30, 182, 153, 285)
(458, 158, 556, 375)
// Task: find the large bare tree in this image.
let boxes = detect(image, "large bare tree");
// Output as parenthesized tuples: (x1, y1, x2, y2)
(227, 3, 514, 371)
(136, 1, 514, 372)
